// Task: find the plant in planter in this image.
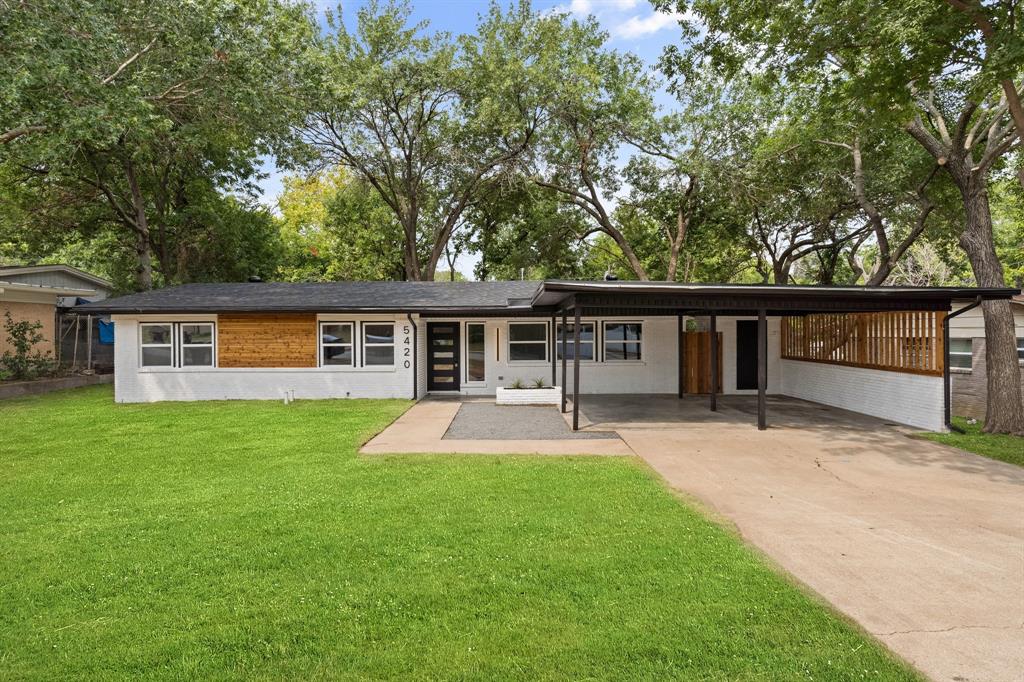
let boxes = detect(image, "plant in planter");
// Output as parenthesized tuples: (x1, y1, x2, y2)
(496, 377, 559, 405)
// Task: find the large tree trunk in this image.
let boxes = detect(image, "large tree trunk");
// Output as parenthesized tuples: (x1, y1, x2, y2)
(124, 157, 154, 291)
(959, 178, 1024, 434)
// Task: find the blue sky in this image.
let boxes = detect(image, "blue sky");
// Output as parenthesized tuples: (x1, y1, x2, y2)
(257, 0, 687, 276)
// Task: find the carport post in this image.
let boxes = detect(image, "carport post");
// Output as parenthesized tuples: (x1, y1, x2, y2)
(572, 305, 581, 431)
(677, 313, 684, 398)
(757, 307, 767, 430)
(709, 310, 718, 411)
(560, 308, 568, 413)
(550, 314, 557, 388)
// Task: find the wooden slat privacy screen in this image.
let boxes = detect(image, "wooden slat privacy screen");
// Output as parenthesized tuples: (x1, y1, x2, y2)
(781, 311, 945, 376)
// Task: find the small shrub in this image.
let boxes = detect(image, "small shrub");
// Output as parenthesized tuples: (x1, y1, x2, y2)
(509, 378, 525, 389)
(532, 377, 546, 388)
(1, 312, 56, 380)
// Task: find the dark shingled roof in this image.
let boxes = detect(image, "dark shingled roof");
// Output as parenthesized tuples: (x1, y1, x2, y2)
(75, 281, 544, 314)
(74, 279, 1020, 316)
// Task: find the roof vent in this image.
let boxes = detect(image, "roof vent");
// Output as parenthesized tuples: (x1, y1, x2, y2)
(603, 268, 618, 282)
(248, 275, 263, 283)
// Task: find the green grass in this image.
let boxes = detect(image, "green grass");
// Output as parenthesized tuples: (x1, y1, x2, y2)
(920, 416, 1024, 467)
(0, 386, 918, 680)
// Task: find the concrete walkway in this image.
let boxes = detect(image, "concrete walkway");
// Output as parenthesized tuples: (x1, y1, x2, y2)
(614, 416, 1024, 682)
(360, 400, 632, 455)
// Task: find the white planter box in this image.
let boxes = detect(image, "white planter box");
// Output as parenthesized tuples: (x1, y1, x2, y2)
(496, 386, 561, 406)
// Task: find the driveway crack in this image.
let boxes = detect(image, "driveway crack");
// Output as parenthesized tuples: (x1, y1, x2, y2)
(874, 624, 1024, 636)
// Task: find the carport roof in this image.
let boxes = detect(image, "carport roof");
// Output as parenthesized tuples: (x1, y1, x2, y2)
(74, 279, 1020, 316)
(532, 281, 1020, 316)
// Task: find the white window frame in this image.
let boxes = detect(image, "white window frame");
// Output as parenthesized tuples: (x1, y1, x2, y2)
(507, 321, 549, 363)
(319, 321, 355, 368)
(602, 321, 644, 362)
(140, 321, 215, 369)
(139, 322, 175, 368)
(362, 322, 396, 367)
(556, 321, 596, 362)
(949, 337, 973, 370)
(464, 321, 487, 383)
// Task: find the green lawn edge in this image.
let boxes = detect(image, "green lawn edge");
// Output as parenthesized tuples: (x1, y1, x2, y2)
(917, 417, 1024, 467)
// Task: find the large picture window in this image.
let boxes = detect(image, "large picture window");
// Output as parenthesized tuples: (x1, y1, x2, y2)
(466, 322, 486, 382)
(557, 322, 595, 360)
(603, 322, 642, 361)
(949, 338, 972, 369)
(363, 323, 395, 366)
(320, 322, 354, 366)
(508, 322, 548, 362)
(140, 322, 215, 368)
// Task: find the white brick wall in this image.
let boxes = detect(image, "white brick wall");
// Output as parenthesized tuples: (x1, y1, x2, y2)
(779, 359, 945, 431)
(112, 314, 417, 403)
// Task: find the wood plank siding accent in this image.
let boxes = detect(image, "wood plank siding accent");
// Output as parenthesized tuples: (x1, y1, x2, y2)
(682, 331, 723, 394)
(217, 314, 317, 368)
(781, 311, 945, 376)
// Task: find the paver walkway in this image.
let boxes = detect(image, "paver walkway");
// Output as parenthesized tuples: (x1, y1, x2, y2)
(615, 418, 1024, 682)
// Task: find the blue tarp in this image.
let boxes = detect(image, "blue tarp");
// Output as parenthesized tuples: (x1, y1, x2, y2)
(98, 319, 115, 345)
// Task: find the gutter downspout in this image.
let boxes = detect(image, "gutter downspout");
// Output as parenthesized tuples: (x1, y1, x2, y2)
(943, 296, 982, 433)
(407, 313, 418, 400)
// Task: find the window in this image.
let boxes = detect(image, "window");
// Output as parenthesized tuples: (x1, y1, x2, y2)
(180, 323, 214, 367)
(466, 323, 485, 382)
(604, 322, 642, 361)
(140, 322, 214, 368)
(363, 323, 395, 366)
(557, 322, 595, 361)
(140, 323, 174, 367)
(321, 322, 353, 366)
(1018, 337, 1024, 361)
(949, 338, 972, 369)
(508, 322, 548, 362)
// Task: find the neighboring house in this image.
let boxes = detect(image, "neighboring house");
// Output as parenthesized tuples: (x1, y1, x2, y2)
(0, 265, 115, 370)
(0, 280, 96, 359)
(949, 295, 1024, 419)
(76, 280, 1019, 431)
(0, 264, 113, 306)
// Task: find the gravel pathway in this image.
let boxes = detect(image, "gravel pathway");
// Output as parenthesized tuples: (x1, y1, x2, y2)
(442, 402, 617, 440)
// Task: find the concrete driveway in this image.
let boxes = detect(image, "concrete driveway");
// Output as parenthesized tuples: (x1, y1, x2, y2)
(590, 396, 1024, 682)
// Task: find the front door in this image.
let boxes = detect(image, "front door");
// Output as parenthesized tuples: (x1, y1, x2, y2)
(735, 320, 758, 390)
(427, 323, 460, 391)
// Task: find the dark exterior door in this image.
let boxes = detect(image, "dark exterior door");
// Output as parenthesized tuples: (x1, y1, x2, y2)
(427, 323, 460, 391)
(735, 320, 758, 390)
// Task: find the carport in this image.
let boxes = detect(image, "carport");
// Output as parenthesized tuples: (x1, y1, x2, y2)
(530, 282, 1018, 431)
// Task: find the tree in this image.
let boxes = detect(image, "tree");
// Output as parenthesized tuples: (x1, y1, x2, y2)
(275, 168, 404, 282)
(528, 15, 664, 280)
(656, 0, 1024, 433)
(302, 1, 563, 280)
(0, 0, 315, 289)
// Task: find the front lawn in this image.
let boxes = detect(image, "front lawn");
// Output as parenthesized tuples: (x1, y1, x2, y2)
(1, 386, 917, 680)
(920, 416, 1024, 467)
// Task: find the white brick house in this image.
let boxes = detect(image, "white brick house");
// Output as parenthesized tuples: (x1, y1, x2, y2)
(77, 280, 1020, 432)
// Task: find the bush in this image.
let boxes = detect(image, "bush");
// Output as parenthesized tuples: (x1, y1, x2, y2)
(1, 312, 56, 380)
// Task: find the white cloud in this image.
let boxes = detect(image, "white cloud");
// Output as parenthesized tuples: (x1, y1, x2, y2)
(612, 10, 686, 39)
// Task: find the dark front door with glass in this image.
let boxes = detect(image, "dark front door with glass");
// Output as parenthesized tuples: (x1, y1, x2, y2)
(427, 323, 460, 391)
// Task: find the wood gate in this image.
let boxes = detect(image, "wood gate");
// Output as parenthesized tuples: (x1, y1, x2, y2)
(683, 331, 723, 394)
